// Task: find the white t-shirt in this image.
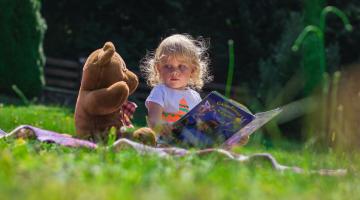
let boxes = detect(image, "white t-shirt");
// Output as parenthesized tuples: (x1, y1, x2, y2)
(145, 84, 202, 123)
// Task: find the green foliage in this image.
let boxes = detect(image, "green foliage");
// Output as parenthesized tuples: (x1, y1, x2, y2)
(290, 5, 352, 149)
(11, 85, 30, 105)
(225, 40, 235, 98)
(257, 12, 304, 106)
(107, 126, 117, 146)
(295, 3, 352, 95)
(0, 0, 47, 98)
(253, 2, 355, 144)
(327, 0, 360, 64)
(304, 0, 326, 26)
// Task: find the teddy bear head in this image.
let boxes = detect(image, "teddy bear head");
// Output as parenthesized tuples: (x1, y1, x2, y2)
(80, 42, 138, 93)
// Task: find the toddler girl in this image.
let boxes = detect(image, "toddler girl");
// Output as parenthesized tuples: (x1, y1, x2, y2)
(141, 34, 212, 136)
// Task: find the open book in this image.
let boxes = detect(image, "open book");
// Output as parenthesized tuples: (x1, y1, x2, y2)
(160, 91, 282, 148)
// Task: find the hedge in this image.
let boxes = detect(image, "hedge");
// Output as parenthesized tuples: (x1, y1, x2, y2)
(0, 0, 46, 98)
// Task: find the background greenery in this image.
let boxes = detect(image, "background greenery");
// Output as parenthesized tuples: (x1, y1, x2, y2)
(0, 0, 46, 98)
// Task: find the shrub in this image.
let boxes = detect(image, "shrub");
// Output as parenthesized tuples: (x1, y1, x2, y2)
(0, 0, 47, 98)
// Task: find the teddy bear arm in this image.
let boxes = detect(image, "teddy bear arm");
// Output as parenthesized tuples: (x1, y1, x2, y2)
(125, 70, 139, 94)
(84, 81, 130, 115)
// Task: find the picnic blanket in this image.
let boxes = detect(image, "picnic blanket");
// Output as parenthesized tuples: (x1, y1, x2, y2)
(0, 125, 347, 176)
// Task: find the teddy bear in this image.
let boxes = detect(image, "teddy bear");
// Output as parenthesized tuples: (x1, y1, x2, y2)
(74, 41, 156, 144)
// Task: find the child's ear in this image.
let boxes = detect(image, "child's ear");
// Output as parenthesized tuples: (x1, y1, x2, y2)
(155, 64, 162, 72)
(155, 64, 162, 78)
(191, 66, 197, 76)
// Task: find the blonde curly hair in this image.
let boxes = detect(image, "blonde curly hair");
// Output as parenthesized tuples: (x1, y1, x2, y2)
(140, 34, 212, 90)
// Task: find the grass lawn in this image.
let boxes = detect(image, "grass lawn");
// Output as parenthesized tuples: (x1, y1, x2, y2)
(0, 103, 359, 200)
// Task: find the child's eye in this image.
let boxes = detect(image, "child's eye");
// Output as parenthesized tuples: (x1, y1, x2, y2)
(164, 64, 172, 69)
(179, 65, 189, 72)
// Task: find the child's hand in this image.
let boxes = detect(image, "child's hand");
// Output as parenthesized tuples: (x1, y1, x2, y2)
(146, 102, 172, 136)
(237, 135, 249, 146)
(153, 122, 173, 136)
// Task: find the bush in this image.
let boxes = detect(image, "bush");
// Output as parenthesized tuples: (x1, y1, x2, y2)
(0, 0, 47, 98)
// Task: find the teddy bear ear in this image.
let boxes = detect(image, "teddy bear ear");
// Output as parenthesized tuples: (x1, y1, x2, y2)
(95, 42, 116, 66)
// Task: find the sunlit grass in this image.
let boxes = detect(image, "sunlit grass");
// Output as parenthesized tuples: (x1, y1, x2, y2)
(0, 104, 359, 200)
(0, 103, 75, 134)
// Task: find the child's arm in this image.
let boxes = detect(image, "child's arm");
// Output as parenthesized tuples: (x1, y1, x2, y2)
(146, 101, 173, 135)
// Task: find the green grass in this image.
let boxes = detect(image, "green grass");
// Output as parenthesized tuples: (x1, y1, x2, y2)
(0, 104, 75, 134)
(1, 103, 360, 200)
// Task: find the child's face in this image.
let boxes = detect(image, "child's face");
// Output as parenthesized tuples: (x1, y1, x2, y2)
(157, 56, 194, 90)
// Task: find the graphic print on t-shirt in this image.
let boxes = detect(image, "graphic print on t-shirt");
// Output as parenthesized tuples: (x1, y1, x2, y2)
(162, 98, 189, 123)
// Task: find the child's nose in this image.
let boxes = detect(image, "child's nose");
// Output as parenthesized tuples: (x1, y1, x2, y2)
(170, 68, 180, 74)
(171, 71, 179, 76)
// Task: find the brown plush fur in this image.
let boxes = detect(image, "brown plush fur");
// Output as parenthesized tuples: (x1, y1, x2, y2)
(74, 42, 139, 141)
(133, 127, 157, 146)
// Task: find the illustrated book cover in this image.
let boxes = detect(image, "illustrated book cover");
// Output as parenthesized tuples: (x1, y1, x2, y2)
(161, 91, 282, 148)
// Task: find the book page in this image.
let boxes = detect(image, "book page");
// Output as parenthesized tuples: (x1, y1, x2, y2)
(222, 108, 282, 148)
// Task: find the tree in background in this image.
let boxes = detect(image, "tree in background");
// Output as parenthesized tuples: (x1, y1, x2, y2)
(0, 0, 47, 98)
